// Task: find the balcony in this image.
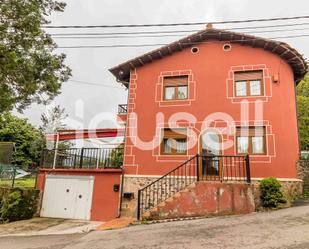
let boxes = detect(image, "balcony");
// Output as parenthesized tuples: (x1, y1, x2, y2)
(117, 104, 127, 125)
(40, 147, 124, 170)
(118, 104, 127, 114)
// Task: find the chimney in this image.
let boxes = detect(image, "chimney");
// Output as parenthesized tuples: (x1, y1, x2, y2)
(206, 23, 213, 29)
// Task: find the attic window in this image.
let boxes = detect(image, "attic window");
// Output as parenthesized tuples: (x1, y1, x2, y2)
(223, 44, 232, 51)
(191, 47, 199, 54)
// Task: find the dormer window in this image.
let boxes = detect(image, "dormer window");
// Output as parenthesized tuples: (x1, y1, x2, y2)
(163, 76, 188, 100)
(234, 71, 263, 97)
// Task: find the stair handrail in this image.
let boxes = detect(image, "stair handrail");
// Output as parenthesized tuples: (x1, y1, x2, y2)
(137, 154, 199, 220)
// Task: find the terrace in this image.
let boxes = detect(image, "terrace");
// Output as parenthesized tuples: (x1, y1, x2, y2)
(40, 147, 124, 169)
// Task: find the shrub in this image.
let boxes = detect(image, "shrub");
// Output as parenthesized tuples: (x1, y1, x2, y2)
(0, 188, 37, 223)
(260, 177, 287, 208)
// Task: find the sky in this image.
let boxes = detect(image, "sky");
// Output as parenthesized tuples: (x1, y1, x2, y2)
(18, 0, 309, 129)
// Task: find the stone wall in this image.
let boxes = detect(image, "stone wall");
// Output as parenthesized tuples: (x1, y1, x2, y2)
(251, 179, 303, 208)
(121, 176, 303, 218)
(121, 176, 168, 218)
(297, 160, 309, 193)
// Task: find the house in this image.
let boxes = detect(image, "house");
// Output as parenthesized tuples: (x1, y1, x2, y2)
(37, 24, 307, 221)
(109, 24, 307, 219)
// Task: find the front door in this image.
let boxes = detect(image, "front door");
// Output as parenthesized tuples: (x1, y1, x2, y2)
(200, 131, 222, 179)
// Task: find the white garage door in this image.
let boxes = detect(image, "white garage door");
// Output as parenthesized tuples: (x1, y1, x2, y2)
(41, 175, 94, 220)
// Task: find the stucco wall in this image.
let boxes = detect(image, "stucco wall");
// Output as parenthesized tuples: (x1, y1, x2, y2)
(143, 182, 255, 220)
(36, 169, 122, 221)
(123, 41, 299, 180)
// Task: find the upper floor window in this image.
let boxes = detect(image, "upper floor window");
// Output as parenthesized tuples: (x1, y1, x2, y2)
(234, 71, 263, 97)
(163, 76, 188, 100)
(236, 126, 266, 155)
(161, 128, 187, 155)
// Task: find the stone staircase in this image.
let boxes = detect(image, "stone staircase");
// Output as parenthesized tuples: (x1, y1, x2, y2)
(142, 181, 255, 220)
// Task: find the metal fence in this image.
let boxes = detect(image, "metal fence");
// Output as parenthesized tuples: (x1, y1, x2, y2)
(198, 155, 250, 182)
(41, 147, 124, 169)
(0, 164, 37, 188)
(118, 104, 128, 114)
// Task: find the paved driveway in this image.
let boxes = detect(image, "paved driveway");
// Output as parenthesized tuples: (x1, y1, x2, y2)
(1, 204, 309, 249)
(0, 218, 102, 236)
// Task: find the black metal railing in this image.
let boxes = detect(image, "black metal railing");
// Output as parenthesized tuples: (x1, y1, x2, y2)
(40, 147, 124, 169)
(118, 104, 128, 114)
(137, 155, 199, 220)
(198, 154, 250, 182)
(137, 154, 250, 219)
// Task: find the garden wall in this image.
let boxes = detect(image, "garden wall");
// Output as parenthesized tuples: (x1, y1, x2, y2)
(298, 160, 309, 193)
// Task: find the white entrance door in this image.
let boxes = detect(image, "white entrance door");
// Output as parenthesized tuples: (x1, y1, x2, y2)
(41, 175, 94, 220)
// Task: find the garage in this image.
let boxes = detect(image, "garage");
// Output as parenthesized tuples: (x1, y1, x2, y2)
(41, 175, 94, 220)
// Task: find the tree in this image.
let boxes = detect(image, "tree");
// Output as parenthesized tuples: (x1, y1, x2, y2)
(0, 0, 71, 113)
(108, 144, 124, 168)
(297, 73, 309, 151)
(40, 105, 67, 134)
(0, 113, 45, 169)
(297, 73, 309, 97)
(297, 95, 309, 151)
(40, 105, 71, 149)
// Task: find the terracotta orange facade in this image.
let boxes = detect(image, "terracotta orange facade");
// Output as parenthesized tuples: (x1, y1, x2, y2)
(117, 39, 304, 180)
(37, 169, 122, 221)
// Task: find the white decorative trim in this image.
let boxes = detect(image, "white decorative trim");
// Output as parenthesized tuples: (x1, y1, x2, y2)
(226, 64, 273, 104)
(155, 69, 196, 107)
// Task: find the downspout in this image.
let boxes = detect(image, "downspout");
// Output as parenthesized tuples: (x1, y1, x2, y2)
(116, 77, 129, 218)
(117, 169, 124, 218)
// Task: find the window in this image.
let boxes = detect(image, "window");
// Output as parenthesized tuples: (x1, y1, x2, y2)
(234, 71, 263, 97)
(161, 128, 187, 155)
(223, 44, 232, 51)
(191, 47, 199, 54)
(236, 127, 266, 155)
(163, 76, 188, 100)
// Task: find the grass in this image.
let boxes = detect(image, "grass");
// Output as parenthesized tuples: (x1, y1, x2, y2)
(0, 177, 36, 188)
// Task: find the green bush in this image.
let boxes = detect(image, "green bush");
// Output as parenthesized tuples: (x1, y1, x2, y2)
(0, 188, 37, 223)
(260, 177, 287, 208)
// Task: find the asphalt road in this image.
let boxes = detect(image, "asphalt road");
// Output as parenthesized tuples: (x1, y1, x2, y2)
(1, 204, 309, 249)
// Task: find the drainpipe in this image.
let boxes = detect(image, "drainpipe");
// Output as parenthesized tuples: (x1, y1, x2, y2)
(117, 169, 125, 218)
(52, 132, 59, 169)
(116, 77, 129, 218)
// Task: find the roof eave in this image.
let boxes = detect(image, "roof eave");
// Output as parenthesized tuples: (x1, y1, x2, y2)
(109, 28, 308, 85)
